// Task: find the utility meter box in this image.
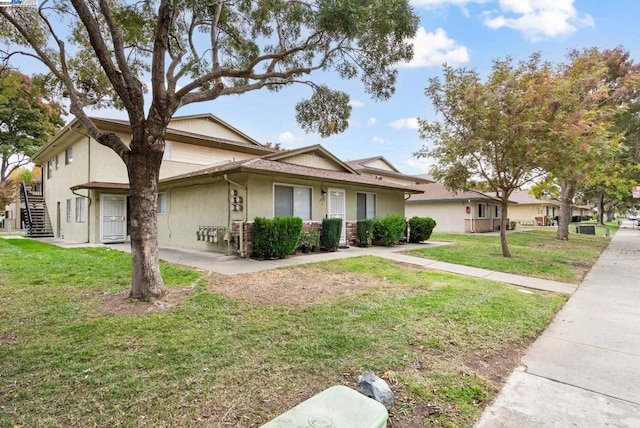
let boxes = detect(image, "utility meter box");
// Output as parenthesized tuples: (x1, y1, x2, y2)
(261, 385, 388, 428)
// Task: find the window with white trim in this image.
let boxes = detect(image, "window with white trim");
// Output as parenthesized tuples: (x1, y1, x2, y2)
(66, 199, 72, 223)
(274, 184, 311, 220)
(47, 160, 53, 179)
(65, 147, 73, 164)
(477, 203, 487, 218)
(55, 155, 59, 170)
(357, 192, 377, 219)
(494, 204, 501, 218)
(75, 197, 86, 222)
(157, 193, 167, 214)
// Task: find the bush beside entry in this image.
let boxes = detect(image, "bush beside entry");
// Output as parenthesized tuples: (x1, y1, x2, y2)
(321, 218, 342, 251)
(357, 219, 375, 247)
(408, 216, 437, 243)
(373, 215, 406, 246)
(253, 216, 303, 259)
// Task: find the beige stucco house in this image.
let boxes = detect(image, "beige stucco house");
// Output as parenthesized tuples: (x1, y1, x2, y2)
(31, 114, 418, 256)
(405, 182, 502, 233)
(507, 190, 561, 226)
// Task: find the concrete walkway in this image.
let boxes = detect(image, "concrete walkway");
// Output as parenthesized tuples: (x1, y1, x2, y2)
(29, 236, 576, 294)
(476, 222, 640, 427)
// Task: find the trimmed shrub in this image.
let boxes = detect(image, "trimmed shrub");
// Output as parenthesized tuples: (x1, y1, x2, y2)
(321, 217, 342, 251)
(253, 216, 302, 259)
(408, 216, 437, 243)
(373, 214, 406, 246)
(356, 219, 375, 247)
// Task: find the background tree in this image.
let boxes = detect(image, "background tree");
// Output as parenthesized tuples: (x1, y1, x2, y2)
(416, 54, 556, 257)
(0, 68, 62, 182)
(541, 48, 633, 239)
(1, 0, 418, 301)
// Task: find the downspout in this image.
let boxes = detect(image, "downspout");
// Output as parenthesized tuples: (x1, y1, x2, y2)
(87, 136, 91, 243)
(223, 174, 247, 257)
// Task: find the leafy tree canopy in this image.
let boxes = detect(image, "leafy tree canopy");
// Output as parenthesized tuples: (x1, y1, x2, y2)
(0, 68, 63, 182)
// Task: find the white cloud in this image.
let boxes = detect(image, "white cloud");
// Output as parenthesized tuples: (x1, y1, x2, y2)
(400, 27, 469, 68)
(389, 117, 420, 130)
(277, 131, 306, 148)
(404, 157, 434, 174)
(483, 0, 594, 42)
(368, 117, 377, 125)
(372, 136, 388, 145)
(349, 99, 365, 108)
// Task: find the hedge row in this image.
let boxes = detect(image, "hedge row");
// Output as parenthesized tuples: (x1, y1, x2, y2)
(253, 216, 302, 259)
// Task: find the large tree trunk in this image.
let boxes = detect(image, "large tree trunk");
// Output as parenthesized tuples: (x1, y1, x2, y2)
(597, 193, 605, 225)
(557, 179, 576, 240)
(499, 198, 511, 257)
(126, 130, 166, 301)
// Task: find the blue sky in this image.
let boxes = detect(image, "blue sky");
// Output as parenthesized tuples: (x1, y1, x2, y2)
(178, 0, 640, 174)
(12, 0, 640, 175)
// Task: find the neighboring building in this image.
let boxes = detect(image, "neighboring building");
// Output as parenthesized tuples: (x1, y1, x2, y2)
(3, 174, 43, 232)
(31, 114, 419, 256)
(507, 190, 561, 226)
(346, 156, 432, 186)
(405, 182, 502, 233)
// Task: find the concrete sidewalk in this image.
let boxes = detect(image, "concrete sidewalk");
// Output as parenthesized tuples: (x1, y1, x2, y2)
(30, 236, 576, 294)
(476, 223, 640, 427)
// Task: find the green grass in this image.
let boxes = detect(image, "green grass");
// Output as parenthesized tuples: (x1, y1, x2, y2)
(411, 228, 610, 283)
(0, 239, 566, 427)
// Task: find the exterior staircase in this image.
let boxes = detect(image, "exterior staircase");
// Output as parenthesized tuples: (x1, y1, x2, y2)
(21, 182, 54, 238)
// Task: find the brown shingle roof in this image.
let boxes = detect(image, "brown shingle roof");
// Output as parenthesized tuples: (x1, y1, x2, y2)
(508, 190, 560, 206)
(406, 182, 498, 203)
(161, 158, 422, 192)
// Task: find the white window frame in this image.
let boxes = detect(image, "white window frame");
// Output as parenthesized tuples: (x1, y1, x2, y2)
(75, 197, 86, 223)
(494, 204, 501, 218)
(47, 160, 53, 179)
(156, 193, 167, 214)
(66, 199, 72, 223)
(356, 192, 377, 220)
(477, 203, 487, 219)
(65, 147, 73, 164)
(273, 183, 312, 220)
(55, 155, 59, 170)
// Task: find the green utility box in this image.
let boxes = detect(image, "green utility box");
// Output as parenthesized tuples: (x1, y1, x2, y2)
(261, 385, 388, 428)
(576, 224, 596, 235)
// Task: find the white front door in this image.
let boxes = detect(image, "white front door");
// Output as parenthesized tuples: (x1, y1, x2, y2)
(101, 194, 127, 243)
(328, 188, 346, 245)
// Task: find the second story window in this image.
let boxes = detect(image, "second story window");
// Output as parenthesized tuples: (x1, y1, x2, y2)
(65, 147, 73, 164)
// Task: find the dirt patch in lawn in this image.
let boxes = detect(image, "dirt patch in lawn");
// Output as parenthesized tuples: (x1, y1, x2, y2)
(208, 266, 417, 307)
(98, 283, 197, 316)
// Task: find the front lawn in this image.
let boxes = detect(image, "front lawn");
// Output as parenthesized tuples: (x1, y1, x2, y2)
(0, 238, 566, 427)
(410, 228, 610, 283)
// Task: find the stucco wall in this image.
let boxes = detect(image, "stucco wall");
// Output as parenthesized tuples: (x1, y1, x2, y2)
(405, 201, 469, 233)
(508, 204, 548, 225)
(157, 176, 242, 251)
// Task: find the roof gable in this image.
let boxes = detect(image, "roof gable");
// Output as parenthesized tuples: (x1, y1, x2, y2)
(264, 145, 358, 174)
(347, 156, 400, 173)
(167, 113, 262, 146)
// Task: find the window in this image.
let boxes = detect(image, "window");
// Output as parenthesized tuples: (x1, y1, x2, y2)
(55, 155, 59, 170)
(157, 193, 167, 214)
(494, 204, 501, 218)
(47, 160, 53, 179)
(75, 197, 86, 222)
(66, 199, 72, 223)
(357, 192, 377, 219)
(477, 203, 487, 218)
(274, 185, 311, 220)
(65, 147, 73, 164)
